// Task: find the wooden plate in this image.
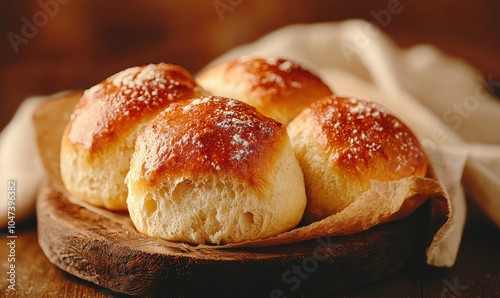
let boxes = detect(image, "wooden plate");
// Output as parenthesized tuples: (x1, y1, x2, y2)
(37, 180, 430, 297)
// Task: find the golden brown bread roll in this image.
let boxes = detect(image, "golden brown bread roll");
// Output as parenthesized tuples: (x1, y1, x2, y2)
(60, 63, 206, 210)
(287, 96, 428, 223)
(126, 96, 307, 244)
(196, 56, 333, 125)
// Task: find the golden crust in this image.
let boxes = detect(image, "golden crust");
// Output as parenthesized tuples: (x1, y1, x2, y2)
(65, 63, 205, 155)
(197, 56, 333, 124)
(135, 96, 287, 187)
(300, 96, 428, 181)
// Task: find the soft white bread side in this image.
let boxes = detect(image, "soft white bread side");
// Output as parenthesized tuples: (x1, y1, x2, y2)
(60, 63, 206, 210)
(287, 96, 428, 223)
(197, 56, 333, 125)
(127, 96, 307, 244)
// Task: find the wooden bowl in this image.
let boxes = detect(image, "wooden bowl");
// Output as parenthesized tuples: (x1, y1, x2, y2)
(37, 180, 430, 297)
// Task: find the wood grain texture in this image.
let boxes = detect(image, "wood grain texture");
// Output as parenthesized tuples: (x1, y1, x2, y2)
(3, 195, 498, 297)
(2, 1, 499, 133)
(0, 218, 123, 298)
(36, 180, 430, 297)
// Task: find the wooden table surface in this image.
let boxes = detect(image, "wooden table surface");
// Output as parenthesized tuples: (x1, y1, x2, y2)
(1, 199, 499, 297)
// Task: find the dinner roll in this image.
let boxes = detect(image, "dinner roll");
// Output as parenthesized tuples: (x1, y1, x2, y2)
(127, 96, 307, 244)
(197, 56, 333, 125)
(60, 63, 206, 210)
(287, 96, 428, 223)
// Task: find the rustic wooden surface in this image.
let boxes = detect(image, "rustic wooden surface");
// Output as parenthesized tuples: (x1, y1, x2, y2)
(33, 181, 430, 297)
(1, 187, 499, 297)
(1, 1, 499, 132)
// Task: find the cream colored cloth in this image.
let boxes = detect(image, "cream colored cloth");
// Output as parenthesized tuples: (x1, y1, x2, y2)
(0, 97, 46, 228)
(200, 20, 500, 267)
(1, 20, 499, 267)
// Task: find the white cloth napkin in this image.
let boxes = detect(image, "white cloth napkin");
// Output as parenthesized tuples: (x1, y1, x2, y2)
(0, 97, 46, 228)
(1, 20, 499, 268)
(200, 20, 500, 267)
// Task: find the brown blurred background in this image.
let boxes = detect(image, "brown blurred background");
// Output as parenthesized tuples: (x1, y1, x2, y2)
(1, 0, 499, 131)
